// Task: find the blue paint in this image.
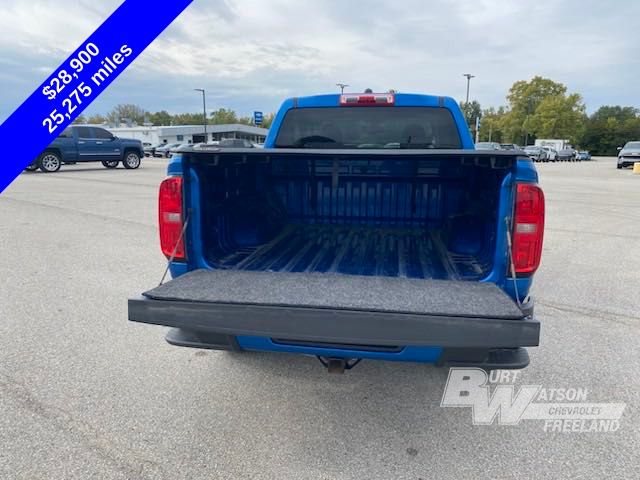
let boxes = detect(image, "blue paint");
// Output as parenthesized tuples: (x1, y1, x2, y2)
(236, 336, 443, 363)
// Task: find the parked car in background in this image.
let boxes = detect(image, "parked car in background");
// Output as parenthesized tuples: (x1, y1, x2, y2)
(475, 141, 502, 150)
(542, 146, 558, 162)
(218, 138, 255, 148)
(524, 146, 548, 162)
(191, 141, 220, 149)
(617, 141, 640, 169)
(145, 143, 164, 157)
(168, 143, 192, 157)
(155, 143, 182, 158)
(557, 149, 575, 162)
(577, 151, 591, 161)
(25, 126, 143, 172)
(499, 143, 521, 151)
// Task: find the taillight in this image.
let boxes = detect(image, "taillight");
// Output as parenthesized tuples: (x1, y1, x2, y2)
(512, 183, 545, 275)
(159, 176, 185, 260)
(339, 93, 394, 106)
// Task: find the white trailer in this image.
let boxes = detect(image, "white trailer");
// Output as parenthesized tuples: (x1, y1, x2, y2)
(535, 139, 572, 151)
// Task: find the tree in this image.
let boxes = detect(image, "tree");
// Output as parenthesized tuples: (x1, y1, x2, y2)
(209, 108, 238, 124)
(460, 100, 482, 124)
(460, 100, 482, 140)
(507, 77, 566, 116)
(502, 77, 566, 142)
(528, 93, 586, 144)
(72, 114, 87, 124)
(86, 114, 107, 124)
(261, 112, 276, 129)
(172, 112, 206, 125)
(479, 106, 507, 142)
(149, 110, 172, 126)
(500, 77, 584, 144)
(590, 105, 638, 124)
(579, 106, 640, 154)
(106, 104, 146, 125)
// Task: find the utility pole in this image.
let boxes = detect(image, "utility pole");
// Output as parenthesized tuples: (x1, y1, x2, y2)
(194, 88, 207, 140)
(463, 73, 475, 106)
(336, 83, 349, 94)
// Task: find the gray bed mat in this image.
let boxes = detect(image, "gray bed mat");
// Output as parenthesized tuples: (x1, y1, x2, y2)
(144, 269, 524, 320)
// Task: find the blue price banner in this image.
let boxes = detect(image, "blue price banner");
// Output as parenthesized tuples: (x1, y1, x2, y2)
(254, 111, 263, 126)
(0, 0, 193, 193)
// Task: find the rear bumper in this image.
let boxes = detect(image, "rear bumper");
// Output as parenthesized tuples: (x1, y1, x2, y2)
(618, 159, 638, 167)
(163, 328, 532, 369)
(128, 295, 540, 349)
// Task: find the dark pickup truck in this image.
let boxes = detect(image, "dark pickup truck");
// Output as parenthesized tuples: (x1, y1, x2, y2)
(129, 92, 545, 372)
(26, 125, 144, 172)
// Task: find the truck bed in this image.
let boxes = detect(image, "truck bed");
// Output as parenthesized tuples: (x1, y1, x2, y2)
(211, 223, 486, 280)
(186, 149, 516, 282)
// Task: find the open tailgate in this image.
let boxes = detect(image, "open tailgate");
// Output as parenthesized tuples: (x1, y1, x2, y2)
(129, 269, 539, 348)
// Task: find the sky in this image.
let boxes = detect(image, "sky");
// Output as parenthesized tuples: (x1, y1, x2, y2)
(0, 0, 639, 121)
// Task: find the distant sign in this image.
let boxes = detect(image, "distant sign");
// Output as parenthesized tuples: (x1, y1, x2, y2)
(254, 111, 263, 126)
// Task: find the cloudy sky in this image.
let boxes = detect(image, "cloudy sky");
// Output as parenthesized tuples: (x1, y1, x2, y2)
(0, 0, 638, 121)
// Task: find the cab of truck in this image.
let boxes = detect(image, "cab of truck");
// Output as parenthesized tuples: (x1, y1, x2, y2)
(129, 92, 544, 372)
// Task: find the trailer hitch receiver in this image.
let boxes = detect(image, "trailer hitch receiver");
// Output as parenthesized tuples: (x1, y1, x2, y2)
(317, 356, 362, 374)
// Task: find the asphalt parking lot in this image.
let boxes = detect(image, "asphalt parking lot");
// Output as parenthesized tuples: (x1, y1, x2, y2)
(1, 157, 639, 479)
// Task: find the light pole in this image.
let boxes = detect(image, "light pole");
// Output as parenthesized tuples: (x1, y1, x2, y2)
(194, 88, 207, 140)
(336, 83, 349, 94)
(463, 73, 475, 134)
(463, 73, 475, 106)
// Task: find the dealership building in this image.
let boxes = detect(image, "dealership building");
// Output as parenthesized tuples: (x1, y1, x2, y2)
(108, 124, 269, 145)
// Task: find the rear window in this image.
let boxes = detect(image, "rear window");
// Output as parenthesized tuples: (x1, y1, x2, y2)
(92, 128, 113, 139)
(275, 107, 462, 149)
(76, 127, 93, 139)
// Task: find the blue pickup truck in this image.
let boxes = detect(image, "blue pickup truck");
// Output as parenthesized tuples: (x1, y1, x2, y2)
(129, 92, 545, 372)
(26, 125, 144, 172)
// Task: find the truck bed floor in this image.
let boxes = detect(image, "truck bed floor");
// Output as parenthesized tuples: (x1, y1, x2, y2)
(211, 224, 486, 280)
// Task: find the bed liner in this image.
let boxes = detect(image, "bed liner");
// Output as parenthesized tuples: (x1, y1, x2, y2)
(209, 224, 489, 281)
